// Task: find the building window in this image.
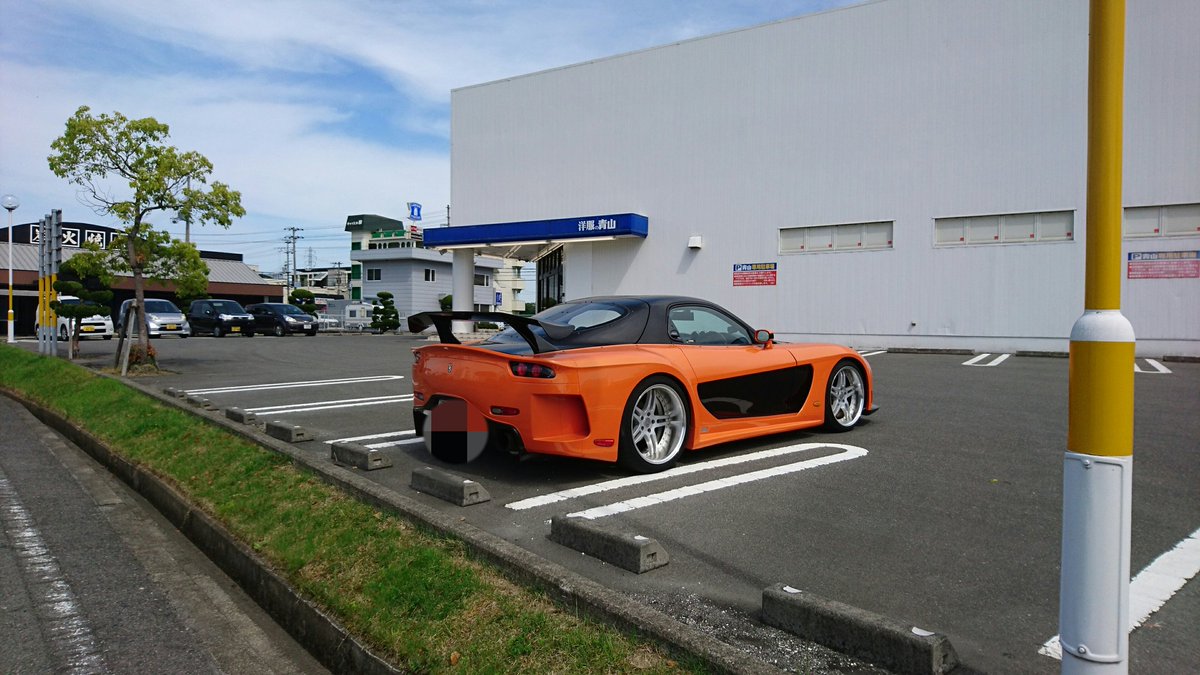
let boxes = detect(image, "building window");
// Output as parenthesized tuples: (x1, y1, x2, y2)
(366, 268, 381, 281)
(1124, 204, 1200, 238)
(779, 221, 893, 253)
(424, 268, 436, 282)
(474, 273, 491, 286)
(934, 210, 1073, 246)
(351, 264, 361, 280)
(351, 241, 361, 250)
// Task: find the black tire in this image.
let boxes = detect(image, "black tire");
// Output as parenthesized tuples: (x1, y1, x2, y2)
(188, 325, 196, 337)
(617, 375, 690, 473)
(59, 325, 69, 341)
(823, 360, 866, 432)
(273, 323, 285, 337)
(212, 325, 224, 338)
(103, 335, 113, 340)
(244, 329, 254, 337)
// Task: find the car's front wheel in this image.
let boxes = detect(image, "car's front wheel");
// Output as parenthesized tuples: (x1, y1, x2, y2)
(212, 325, 224, 338)
(273, 323, 285, 337)
(59, 325, 69, 341)
(823, 360, 866, 431)
(618, 376, 689, 473)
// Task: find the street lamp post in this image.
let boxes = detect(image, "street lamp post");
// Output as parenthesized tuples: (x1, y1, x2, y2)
(3, 194, 19, 343)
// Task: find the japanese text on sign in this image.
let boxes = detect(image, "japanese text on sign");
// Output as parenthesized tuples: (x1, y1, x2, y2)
(733, 262, 778, 287)
(577, 218, 619, 232)
(1127, 250, 1199, 279)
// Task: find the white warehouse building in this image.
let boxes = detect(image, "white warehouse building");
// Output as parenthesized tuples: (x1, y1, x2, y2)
(434, 0, 1199, 356)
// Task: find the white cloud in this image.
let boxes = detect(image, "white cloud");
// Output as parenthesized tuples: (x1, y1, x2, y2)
(0, 0, 862, 269)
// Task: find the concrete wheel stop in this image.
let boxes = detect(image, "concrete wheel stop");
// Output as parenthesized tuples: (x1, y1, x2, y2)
(331, 442, 393, 471)
(761, 583, 960, 675)
(264, 421, 313, 443)
(224, 407, 258, 425)
(409, 466, 490, 506)
(549, 515, 669, 574)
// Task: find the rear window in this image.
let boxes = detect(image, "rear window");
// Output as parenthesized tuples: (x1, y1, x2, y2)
(534, 301, 626, 330)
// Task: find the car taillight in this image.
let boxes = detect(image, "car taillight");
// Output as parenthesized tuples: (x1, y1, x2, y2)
(510, 361, 555, 379)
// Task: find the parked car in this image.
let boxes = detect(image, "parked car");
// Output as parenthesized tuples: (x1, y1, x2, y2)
(116, 298, 190, 338)
(185, 299, 254, 337)
(409, 295, 875, 473)
(35, 295, 114, 341)
(246, 303, 318, 337)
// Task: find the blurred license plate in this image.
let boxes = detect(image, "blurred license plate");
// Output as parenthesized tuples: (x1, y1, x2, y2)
(231, 326, 241, 332)
(303, 324, 312, 329)
(166, 324, 177, 330)
(82, 326, 95, 332)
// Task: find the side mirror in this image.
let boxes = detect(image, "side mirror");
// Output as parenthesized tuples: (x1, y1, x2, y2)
(754, 329, 774, 347)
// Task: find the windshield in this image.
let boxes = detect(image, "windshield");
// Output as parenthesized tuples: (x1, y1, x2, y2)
(211, 300, 245, 313)
(145, 300, 179, 313)
(279, 305, 309, 315)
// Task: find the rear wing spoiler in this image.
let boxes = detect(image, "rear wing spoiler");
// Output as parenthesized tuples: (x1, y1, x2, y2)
(407, 311, 573, 354)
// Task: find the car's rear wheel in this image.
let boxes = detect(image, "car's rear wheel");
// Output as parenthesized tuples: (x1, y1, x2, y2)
(618, 376, 689, 473)
(273, 324, 285, 337)
(212, 325, 224, 338)
(59, 325, 69, 341)
(823, 360, 865, 431)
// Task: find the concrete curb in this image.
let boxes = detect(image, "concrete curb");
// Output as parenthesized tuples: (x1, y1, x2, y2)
(549, 515, 670, 574)
(224, 406, 258, 425)
(5, 390, 401, 675)
(12, 376, 783, 675)
(409, 466, 489, 505)
(762, 584, 959, 675)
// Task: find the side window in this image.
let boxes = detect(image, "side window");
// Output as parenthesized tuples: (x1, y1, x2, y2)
(668, 306, 752, 345)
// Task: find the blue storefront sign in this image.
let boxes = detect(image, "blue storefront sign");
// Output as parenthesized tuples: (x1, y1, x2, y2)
(423, 213, 649, 248)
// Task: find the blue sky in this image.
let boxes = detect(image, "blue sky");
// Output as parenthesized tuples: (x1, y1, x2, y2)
(0, 0, 860, 273)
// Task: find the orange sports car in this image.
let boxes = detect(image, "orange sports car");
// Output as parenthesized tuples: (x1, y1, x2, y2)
(408, 296, 875, 473)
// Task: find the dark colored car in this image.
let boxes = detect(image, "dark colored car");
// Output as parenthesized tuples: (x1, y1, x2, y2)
(186, 299, 254, 337)
(246, 303, 318, 337)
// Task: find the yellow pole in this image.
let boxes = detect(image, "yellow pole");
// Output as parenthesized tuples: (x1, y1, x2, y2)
(1060, 1, 1134, 673)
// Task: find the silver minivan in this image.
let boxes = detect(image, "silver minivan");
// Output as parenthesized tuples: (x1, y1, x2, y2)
(116, 298, 190, 338)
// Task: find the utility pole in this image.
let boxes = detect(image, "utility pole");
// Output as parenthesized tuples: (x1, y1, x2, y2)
(332, 261, 344, 298)
(283, 227, 303, 303)
(446, 204, 450, 227)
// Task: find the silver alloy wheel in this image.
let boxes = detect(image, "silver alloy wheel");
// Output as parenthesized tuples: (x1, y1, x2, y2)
(828, 364, 865, 427)
(629, 383, 687, 464)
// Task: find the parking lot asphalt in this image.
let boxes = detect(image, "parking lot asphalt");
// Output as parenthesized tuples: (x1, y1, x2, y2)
(24, 333, 1200, 673)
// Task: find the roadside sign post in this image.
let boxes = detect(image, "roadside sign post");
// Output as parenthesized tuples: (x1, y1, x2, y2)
(1059, 2, 1134, 674)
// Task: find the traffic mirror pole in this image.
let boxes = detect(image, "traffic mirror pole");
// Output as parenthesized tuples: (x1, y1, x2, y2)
(1059, 2, 1134, 673)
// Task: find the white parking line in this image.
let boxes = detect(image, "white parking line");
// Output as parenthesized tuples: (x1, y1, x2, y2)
(246, 394, 413, 415)
(365, 437, 427, 449)
(185, 375, 404, 395)
(1039, 526, 1200, 660)
(325, 429, 417, 445)
(857, 350, 886, 357)
(565, 445, 868, 520)
(1134, 359, 1172, 374)
(506, 442, 867, 511)
(0, 471, 108, 673)
(963, 353, 1011, 367)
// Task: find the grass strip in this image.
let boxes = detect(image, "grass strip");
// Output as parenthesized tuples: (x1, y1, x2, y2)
(0, 345, 698, 673)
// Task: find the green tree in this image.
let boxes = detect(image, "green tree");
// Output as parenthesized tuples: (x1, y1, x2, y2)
(51, 250, 115, 360)
(371, 291, 401, 333)
(439, 294, 453, 311)
(47, 106, 243, 366)
(290, 288, 319, 316)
